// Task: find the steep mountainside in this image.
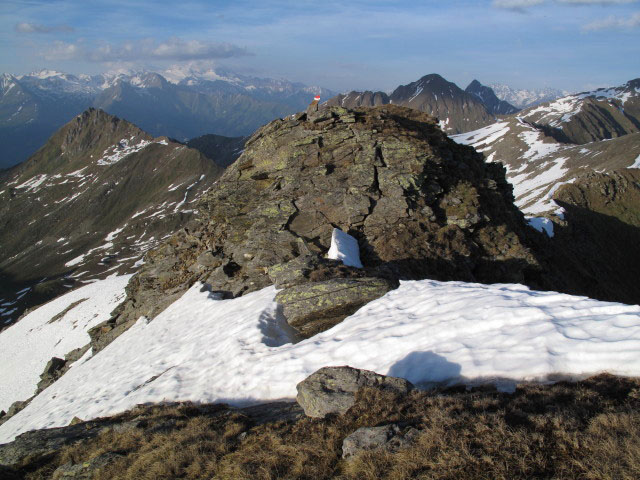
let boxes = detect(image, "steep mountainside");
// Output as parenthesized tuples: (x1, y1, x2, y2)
(0, 109, 223, 327)
(452, 120, 640, 214)
(452, 79, 640, 214)
(326, 74, 495, 134)
(517, 79, 640, 144)
(89, 104, 551, 352)
(0, 69, 334, 169)
(465, 80, 519, 115)
(548, 169, 640, 306)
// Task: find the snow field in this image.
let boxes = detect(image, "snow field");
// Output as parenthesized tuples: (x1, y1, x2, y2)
(0, 275, 132, 412)
(2, 277, 640, 443)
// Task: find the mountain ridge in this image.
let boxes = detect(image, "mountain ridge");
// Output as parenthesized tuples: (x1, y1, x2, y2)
(0, 108, 228, 327)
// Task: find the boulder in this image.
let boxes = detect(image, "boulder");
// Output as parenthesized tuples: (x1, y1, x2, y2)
(342, 424, 420, 460)
(275, 277, 394, 337)
(52, 452, 123, 480)
(36, 356, 67, 392)
(296, 366, 413, 418)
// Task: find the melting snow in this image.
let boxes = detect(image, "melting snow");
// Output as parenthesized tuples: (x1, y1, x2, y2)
(15, 174, 48, 193)
(629, 154, 640, 169)
(451, 121, 510, 147)
(97, 138, 151, 166)
(0, 276, 131, 412)
(2, 279, 640, 443)
(104, 226, 126, 242)
(327, 228, 363, 268)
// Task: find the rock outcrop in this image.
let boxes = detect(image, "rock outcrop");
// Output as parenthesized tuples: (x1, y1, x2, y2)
(296, 366, 413, 418)
(341, 424, 419, 460)
(91, 104, 546, 350)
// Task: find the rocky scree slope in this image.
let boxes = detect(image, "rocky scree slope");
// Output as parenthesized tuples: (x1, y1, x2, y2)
(0, 108, 223, 327)
(326, 74, 495, 135)
(90, 104, 549, 351)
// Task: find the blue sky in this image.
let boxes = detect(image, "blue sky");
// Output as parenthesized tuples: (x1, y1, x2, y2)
(1, 0, 639, 92)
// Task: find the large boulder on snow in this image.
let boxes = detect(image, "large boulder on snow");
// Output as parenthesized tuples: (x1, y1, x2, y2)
(276, 277, 394, 337)
(296, 366, 413, 418)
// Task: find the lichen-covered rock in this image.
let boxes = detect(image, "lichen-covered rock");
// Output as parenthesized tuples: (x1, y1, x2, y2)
(296, 366, 413, 418)
(52, 452, 123, 480)
(276, 277, 395, 337)
(342, 424, 420, 460)
(93, 105, 545, 351)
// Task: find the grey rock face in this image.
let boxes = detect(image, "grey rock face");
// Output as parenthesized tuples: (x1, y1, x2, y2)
(342, 424, 420, 459)
(276, 277, 394, 338)
(296, 366, 413, 418)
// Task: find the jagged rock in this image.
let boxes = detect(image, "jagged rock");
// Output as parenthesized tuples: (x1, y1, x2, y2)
(296, 366, 413, 418)
(93, 104, 545, 351)
(276, 277, 395, 337)
(52, 452, 123, 479)
(342, 424, 420, 460)
(36, 357, 67, 392)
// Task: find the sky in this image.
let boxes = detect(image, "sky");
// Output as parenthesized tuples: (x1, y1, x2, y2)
(1, 0, 639, 93)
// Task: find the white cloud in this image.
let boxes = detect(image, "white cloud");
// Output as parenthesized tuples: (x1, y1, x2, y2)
(583, 11, 640, 29)
(42, 37, 251, 63)
(15, 22, 74, 33)
(43, 41, 81, 61)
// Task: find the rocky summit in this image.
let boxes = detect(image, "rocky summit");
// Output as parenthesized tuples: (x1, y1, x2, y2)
(91, 104, 547, 350)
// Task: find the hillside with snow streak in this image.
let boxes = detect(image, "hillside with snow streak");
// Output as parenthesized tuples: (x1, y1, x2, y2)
(452, 120, 640, 215)
(2, 277, 640, 444)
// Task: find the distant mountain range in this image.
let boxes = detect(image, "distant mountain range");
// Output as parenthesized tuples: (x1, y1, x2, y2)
(488, 83, 570, 109)
(0, 68, 333, 169)
(326, 74, 496, 134)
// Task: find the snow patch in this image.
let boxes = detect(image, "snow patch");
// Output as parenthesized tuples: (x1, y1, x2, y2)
(97, 138, 151, 166)
(0, 276, 131, 412)
(327, 228, 363, 268)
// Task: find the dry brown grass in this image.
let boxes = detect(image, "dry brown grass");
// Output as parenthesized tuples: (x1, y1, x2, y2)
(20, 374, 640, 480)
